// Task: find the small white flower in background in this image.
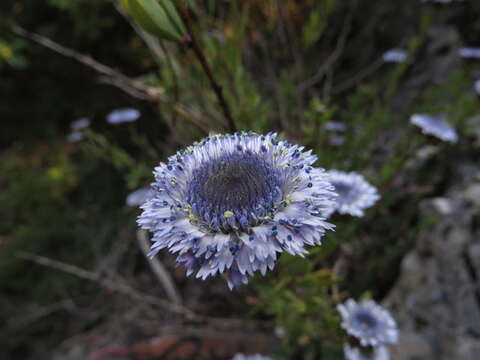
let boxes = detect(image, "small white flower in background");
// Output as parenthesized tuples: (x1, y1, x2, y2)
(106, 108, 141, 124)
(70, 117, 90, 130)
(324, 121, 347, 132)
(344, 344, 390, 360)
(337, 299, 398, 347)
(459, 47, 480, 59)
(325, 170, 380, 218)
(67, 132, 84, 143)
(410, 114, 458, 143)
(274, 327, 286, 338)
(126, 188, 154, 207)
(232, 354, 271, 360)
(328, 135, 345, 147)
(382, 48, 407, 63)
(474, 80, 480, 95)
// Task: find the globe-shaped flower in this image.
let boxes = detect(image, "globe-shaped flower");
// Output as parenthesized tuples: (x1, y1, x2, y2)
(343, 344, 390, 360)
(138, 132, 336, 289)
(337, 299, 398, 347)
(232, 354, 271, 360)
(325, 170, 379, 218)
(409, 114, 458, 143)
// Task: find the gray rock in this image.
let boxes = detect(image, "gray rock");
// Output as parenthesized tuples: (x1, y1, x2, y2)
(384, 163, 480, 360)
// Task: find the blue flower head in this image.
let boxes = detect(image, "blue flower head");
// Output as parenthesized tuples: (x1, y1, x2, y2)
(410, 114, 458, 143)
(138, 132, 336, 289)
(343, 344, 390, 360)
(337, 299, 398, 347)
(325, 170, 380, 218)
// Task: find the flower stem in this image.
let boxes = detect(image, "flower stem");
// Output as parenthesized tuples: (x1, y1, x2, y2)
(179, 5, 237, 133)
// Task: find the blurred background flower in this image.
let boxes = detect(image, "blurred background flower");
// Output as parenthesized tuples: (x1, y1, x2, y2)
(337, 298, 398, 347)
(106, 108, 141, 124)
(325, 170, 380, 218)
(410, 114, 458, 143)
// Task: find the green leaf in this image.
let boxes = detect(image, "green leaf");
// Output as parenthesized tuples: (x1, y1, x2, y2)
(123, 0, 183, 42)
(158, 0, 186, 37)
(302, 11, 324, 49)
(284, 256, 313, 276)
(119, 0, 131, 12)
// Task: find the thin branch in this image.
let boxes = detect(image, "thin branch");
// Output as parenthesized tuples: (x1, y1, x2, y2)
(173, 104, 211, 135)
(16, 251, 256, 329)
(331, 244, 351, 300)
(297, 10, 353, 93)
(113, 0, 181, 131)
(11, 25, 162, 101)
(7, 299, 76, 332)
(11, 25, 210, 136)
(16, 251, 199, 321)
(137, 229, 182, 305)
(179, 5, 237, 133)
(96, 76, 155, 101)
(159, 40, 181, 128)
(331, 57, 384, 95)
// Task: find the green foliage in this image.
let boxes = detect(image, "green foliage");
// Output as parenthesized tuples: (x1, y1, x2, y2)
(0, 37, 28, 68)
(45, 0, 115, 39)
(255, 254, 343, 359)
(81, 129, 154, 188)
(302, 0, 338, 49)
(120, 0, 185, 42)
(0, 145, 131, 303)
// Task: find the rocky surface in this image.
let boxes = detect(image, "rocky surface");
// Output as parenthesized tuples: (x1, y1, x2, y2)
(385, 163, 480, 360)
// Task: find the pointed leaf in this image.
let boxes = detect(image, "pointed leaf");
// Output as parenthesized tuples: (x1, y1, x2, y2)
(158, 0, 186, 37)
(125, 0, 183, 42)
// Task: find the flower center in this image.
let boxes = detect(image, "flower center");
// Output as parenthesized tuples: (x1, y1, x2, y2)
(186, 151, 282, 231)
(333, 182, 359, 203)
(354, 311, 378, 330)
